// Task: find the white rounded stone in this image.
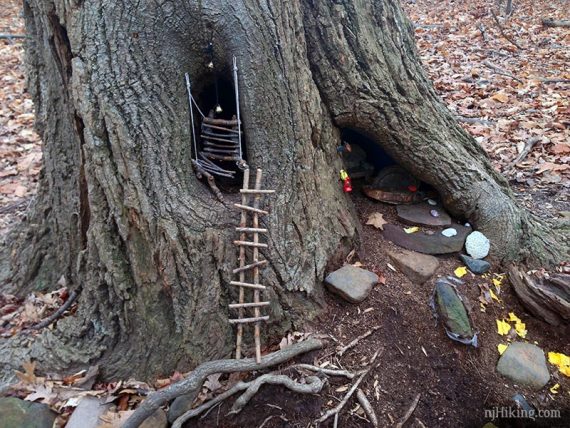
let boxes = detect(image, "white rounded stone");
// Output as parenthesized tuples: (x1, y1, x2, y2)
(465, 231, 490, 259)
(441, 228, 457, 237)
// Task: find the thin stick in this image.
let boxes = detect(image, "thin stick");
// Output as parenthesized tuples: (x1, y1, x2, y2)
(395, 393, 421, 428)
(229, 316, 269, 324)
(337, 326, 381, 356)
(239, 189, 276, 194)
(233, 241, 268, 248)
(482, 60, 523, 83)
(253, 168, 263, 363)
(232, 260, 267, 274)
(357, 389, 378, 427)
(491, 9, 524, 50)
(229, 281, 266, 290)
(236, 169, 250, 359)
(233, 204, 268, 215)
(235, 227, 268, 233)
(30, 290, 79, 330)
(229, 302, 270, 309)
(316, 349, 383, 424)
(289, 364, 356, 379)
(507, 136, 541, 171)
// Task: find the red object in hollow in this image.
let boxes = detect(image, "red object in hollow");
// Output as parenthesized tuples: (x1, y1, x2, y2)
(407, 185, 417, 192)
(343, 178, 353, 193)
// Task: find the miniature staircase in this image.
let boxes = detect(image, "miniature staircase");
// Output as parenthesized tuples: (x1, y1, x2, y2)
(230, 168, 275, 363)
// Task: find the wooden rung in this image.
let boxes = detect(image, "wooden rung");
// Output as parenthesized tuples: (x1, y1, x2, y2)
(235, 227, 268, 233)
(203, 117, 240, 126)
(233, 204, 269, 215)
(204, 153, 241, 161)
(233, 260, 268, 274)
(234, 240, 268, 248)
(228, 316, 269, 324)
(229, 301, 270, 309)
(201, 134, 239, 144)
(202, 123, 242, 134)
(239, 189, 276, 194)
(230, 281, 266, 290)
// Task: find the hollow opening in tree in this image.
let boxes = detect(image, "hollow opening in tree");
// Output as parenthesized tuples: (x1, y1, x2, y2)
(190, 69, 248, 190)
(340, 128, 395, 180)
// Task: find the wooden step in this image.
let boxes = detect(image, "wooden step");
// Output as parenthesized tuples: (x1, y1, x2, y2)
(239, 189, 276, 194)
(228, 316, 269, 324)
(229, 302, 270, 309)
(230, 281, 266, 290)
(202, 123, 242, 134)
(233, 204, 269, 215)
(233, 260, 267, 274)
(235, 227, 268, 233)
(234, 240, 268, 248)
(203, 117, 240, 126)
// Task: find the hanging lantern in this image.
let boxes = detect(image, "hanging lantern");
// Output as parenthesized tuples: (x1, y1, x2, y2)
(215, 104, 223, 114)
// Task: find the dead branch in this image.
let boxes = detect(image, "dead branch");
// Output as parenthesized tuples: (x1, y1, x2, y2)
(191, 159, 224, 202)
(29, 290, 79, 330)
(491, 10, 524, 50)
(315, 349, 382, 424)
(289, 364, 356, 379)
(541, 18, 570, 28)
(507, 136, 541, 171)
(357, 389, 378, 427)
(457, 116, 494, 126)
(172, 374, 323, 428)
(482, 60, 523, 83)
(0, 33, 27, 39)
(337, 326, 380, 356)
(395, 393, 421, 428)
(230, 375, 323, 414)
(539, 78, 570, 84)
(123, 338, 323, 428)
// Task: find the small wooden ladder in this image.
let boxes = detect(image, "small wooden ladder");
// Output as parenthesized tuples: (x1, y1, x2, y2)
(230, 168, 275, 363)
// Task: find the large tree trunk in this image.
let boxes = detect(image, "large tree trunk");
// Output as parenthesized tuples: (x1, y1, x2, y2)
(2, 0, 567, 382)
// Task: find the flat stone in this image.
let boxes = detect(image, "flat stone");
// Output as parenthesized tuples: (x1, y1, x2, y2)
(324, 265, 378, 303)
(67, 397, 111, 428)
(435, 279, 476, 345)
(387, 249, 439, 284)
(0, 397, 56, 428)
(383, 224, 472, 255)
(497, 342, 550, 390)
(168, 393, 196, 423)
(460, 254, 490, 275)
(397, 203, 452, 227)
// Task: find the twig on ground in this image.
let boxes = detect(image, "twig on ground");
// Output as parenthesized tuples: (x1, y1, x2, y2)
(357, 389, 378, 427)
(0, 33, 27, 40)
(482, 60, 523, 83)
(539, 78, 570, 84)
(289, 364, 356, 379)
(457, 116, 494, 126)
(337, 326, 381, 356)
(172, 374, 323, 428)
(414, 418, 428, 428)
(316, 348, 383, 424)
(507, 136, 542, 172)
(541, 18, 570, 28)
(395, 393, 421, 428)
(491, 9, 524, 50)
(29, 290, 79, 330)
(258, 414, 288, 428)
(123, 338, 323, 428)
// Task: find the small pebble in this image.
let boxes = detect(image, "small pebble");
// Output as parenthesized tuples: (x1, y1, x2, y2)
(441, 228, 457, 237)
(427, 199, 437, 206)
(465, 222, 471, 228)
(430, 210, 439, 217)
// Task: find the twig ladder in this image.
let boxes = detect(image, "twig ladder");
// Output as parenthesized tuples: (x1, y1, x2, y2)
(230, 168, 275, 363)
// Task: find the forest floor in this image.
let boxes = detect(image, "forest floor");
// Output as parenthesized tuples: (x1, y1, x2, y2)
(0, 0, 569, 427)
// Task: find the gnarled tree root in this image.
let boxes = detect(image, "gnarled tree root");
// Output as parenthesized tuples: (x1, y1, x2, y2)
(123, 338, 323, 428)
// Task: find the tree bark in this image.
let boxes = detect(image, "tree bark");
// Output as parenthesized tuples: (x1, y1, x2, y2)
(2, 0, 567, 382)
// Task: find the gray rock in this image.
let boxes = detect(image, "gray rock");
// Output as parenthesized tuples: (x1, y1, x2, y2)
(387, 249, 439, 284)
(66, 397, 111, 428)
(434, 279, 477, 346)
(460, 254, 490, 275)
(0, 397, 56, 428)
(441, 228, 457, 237)
(324, 265, 378, 303)
(168, 393, 197, 423)
(497, 342, 550, 390)
(141, 408, 168, 428)
(465, 231, 490, 259)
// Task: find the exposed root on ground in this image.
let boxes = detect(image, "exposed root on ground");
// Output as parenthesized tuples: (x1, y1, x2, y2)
(123, 338, 323, 428)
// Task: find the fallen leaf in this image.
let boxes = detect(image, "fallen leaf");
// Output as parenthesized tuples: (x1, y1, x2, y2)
(496, 320, 511, 336)
(550, 383, 560, 394)
(491, 92, 509, 103)
(454, 266, 467, 278)
(366, 212, 388, 230)
(15, 361, 38, 384)
(498, 344, 508, 355)
(404, 226, 419, 234)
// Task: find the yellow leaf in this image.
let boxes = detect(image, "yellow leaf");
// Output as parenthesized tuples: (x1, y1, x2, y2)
(550, 383, 560, 394)
(492, 278, 502, 287)
(496, 319, 511, 336)
(548, 352, 570, 368)
(508, 312, 521, 323)
(514, 322, 527, 338)
(404, 227, 419, 234)
(560, 366, 570, 377)
(454, 266, 467, 278)
(489, 289, 501, 303)
(498, 344, 508, 355)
